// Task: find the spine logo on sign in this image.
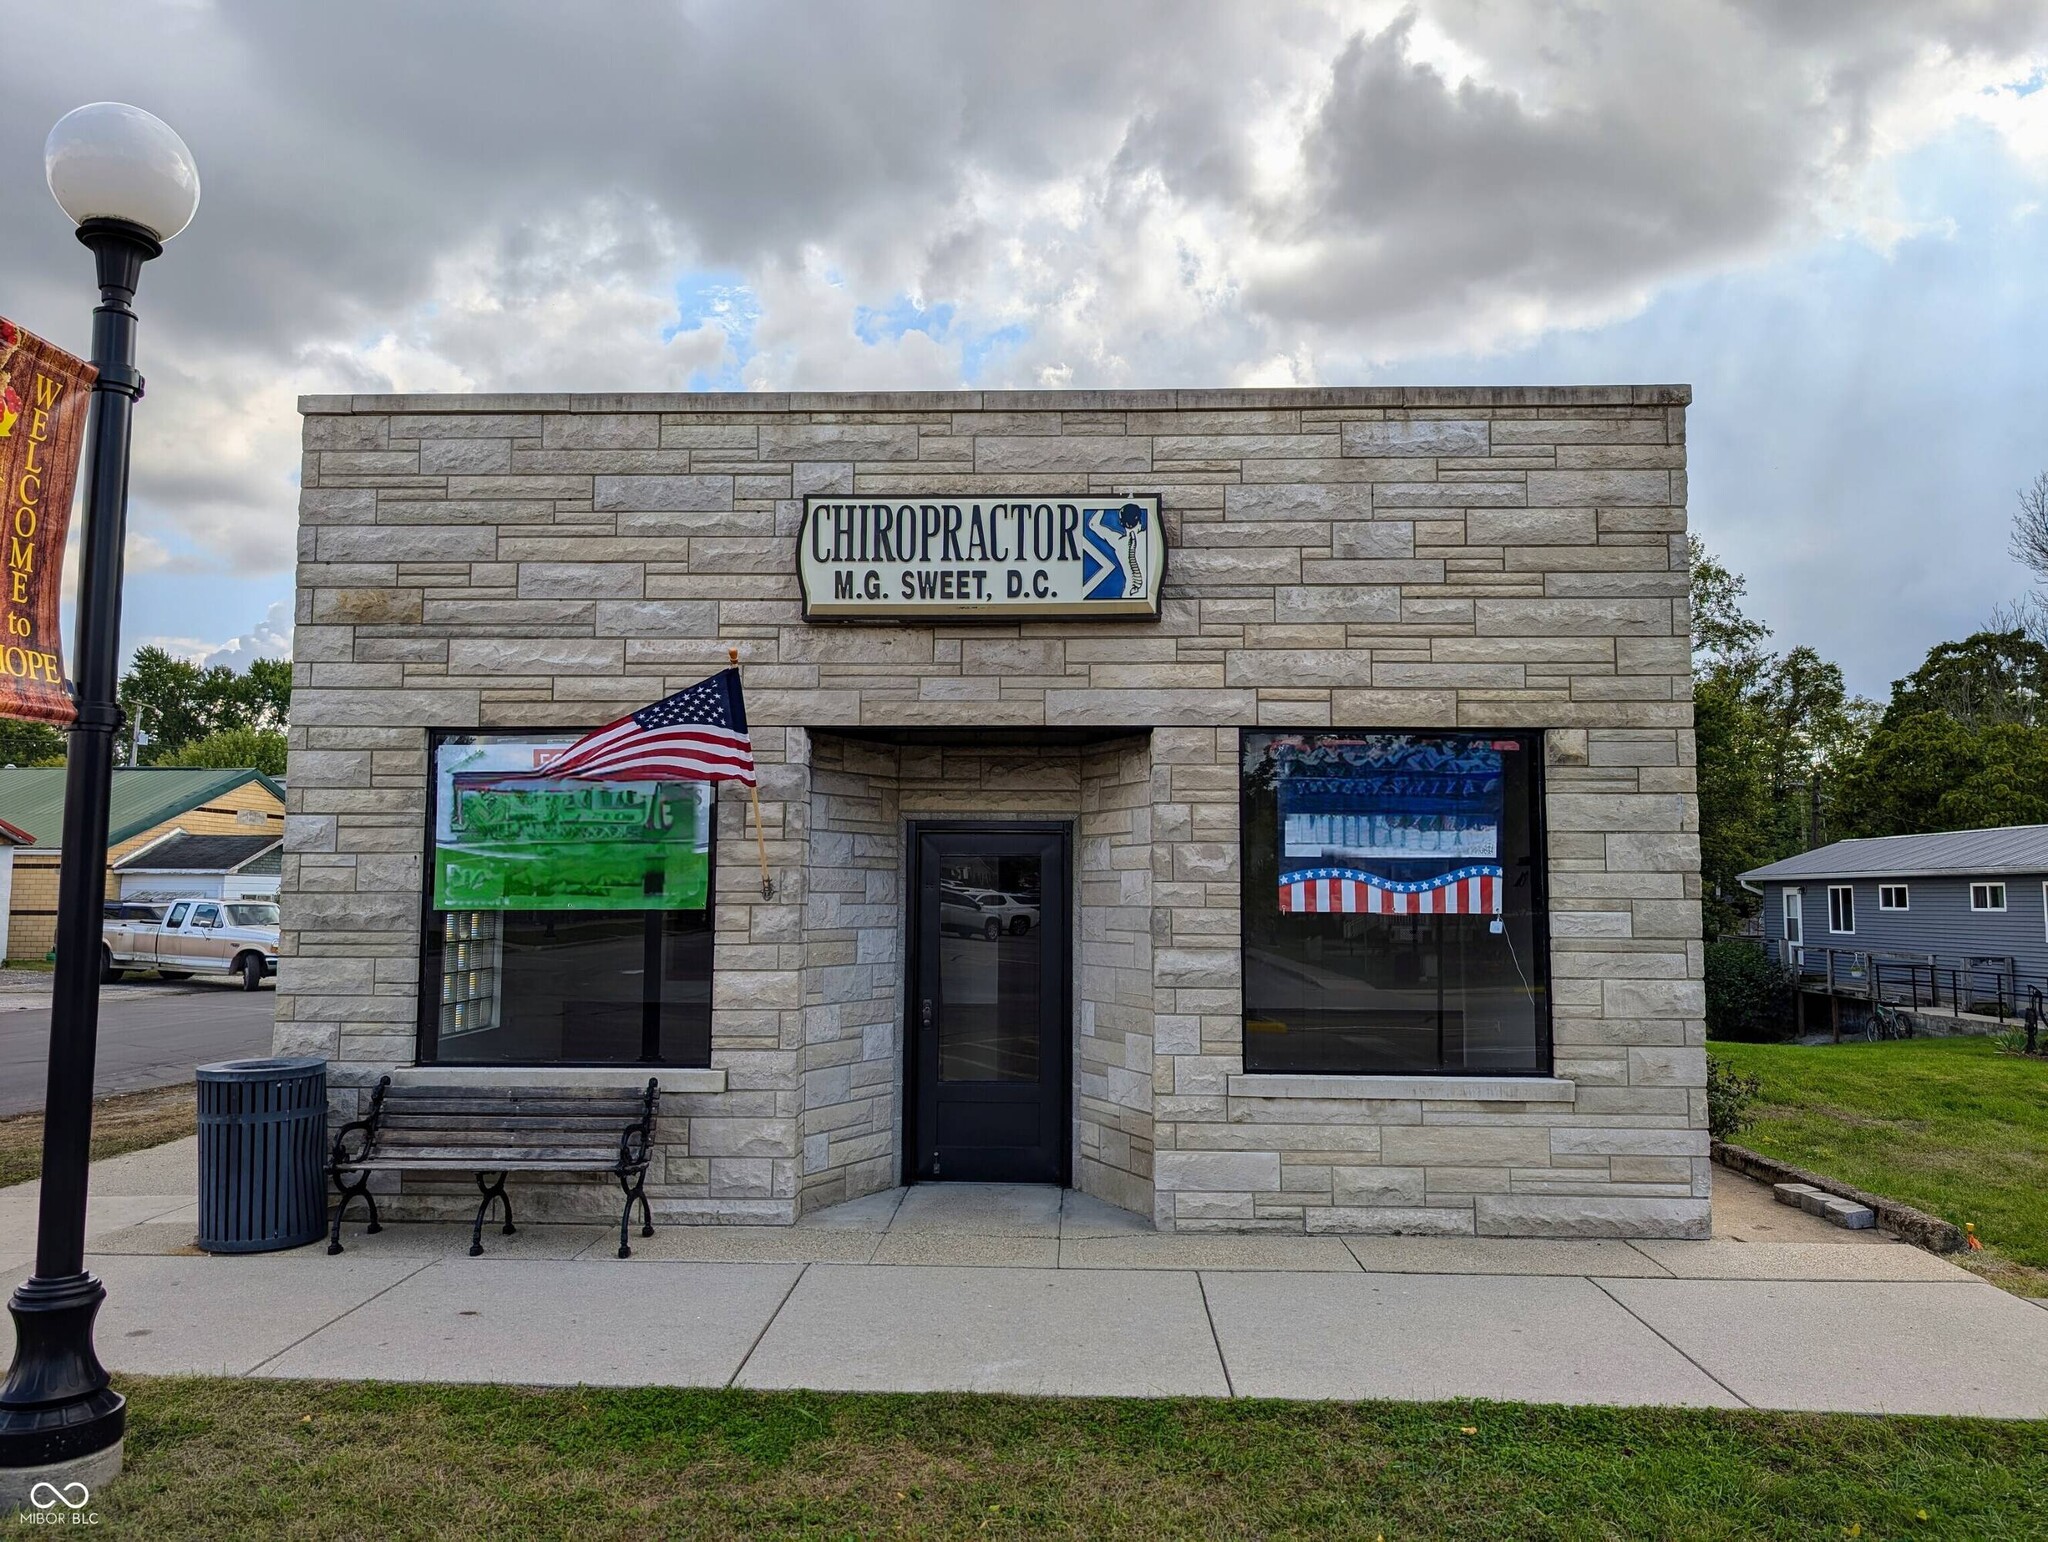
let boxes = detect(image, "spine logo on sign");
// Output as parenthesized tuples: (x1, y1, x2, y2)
(1081, 502, 1149, 602)
(798, 495, 1164, 619)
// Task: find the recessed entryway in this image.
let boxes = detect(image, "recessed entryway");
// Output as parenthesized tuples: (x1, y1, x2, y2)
(905, 822, 1071, 1185)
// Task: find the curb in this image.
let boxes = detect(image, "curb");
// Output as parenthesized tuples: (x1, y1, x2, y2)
(1712, 1142, 1965, 1253)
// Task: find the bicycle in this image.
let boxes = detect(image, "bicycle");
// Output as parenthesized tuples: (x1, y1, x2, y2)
(1866, 1000, 1912, 1041)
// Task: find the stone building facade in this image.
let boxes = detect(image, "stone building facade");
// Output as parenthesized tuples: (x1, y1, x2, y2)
(279, 384, 1709, 1238)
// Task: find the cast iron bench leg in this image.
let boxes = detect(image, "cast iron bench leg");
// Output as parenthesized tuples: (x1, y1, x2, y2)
(470, 1171, 513, 1256)
(616, 1167, 651, 1259)
(327, 1169, 380, 1255)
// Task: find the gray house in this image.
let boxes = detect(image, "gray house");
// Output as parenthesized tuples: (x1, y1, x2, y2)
(1741, 825, 2048, 1010)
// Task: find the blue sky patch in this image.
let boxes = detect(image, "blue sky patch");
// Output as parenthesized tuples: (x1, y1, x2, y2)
(666, 269, 760, 390)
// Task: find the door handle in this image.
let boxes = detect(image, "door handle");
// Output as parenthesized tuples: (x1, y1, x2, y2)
(920, 998, 934, 1032)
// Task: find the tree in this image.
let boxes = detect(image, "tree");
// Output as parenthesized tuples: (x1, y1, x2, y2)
(2013, 471, 2048, 591)
(1996, 472, 2048, 646)
(1833, 713, 1974, 838)
(1832, 628, 2048, 838)
(1688, 535, 1770, 679)
(1692, 671, 1772, 937)
(1836, 711, 2048, 837)
(1686, 541, 1875, 934)
(240, 657, 292, 730)
(157, 727, 288, 778)
(1883, 629, 2048, 731)
(1936, 723, 2048, 830)
(0, 720, 66, 767)
(118, 646, 211, 762)
(116, 647, 293, 763)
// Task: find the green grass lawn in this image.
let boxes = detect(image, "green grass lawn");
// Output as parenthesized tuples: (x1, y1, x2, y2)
(0, 1083, 194, 1190)
(1709, 1037, 2048, 1281)
(88, 1377, 2048, 1539)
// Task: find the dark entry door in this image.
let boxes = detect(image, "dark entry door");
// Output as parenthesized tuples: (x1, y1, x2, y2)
(908, 824, 1069, 1184)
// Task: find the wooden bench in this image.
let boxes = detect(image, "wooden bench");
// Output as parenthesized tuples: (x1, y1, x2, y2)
(326, 1077, 660, 1258)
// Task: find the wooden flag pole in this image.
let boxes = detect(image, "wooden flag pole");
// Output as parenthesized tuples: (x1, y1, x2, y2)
(730, 647, 773, 898)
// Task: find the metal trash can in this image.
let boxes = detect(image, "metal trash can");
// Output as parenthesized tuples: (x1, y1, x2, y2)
(196, 1056, 328, 1253)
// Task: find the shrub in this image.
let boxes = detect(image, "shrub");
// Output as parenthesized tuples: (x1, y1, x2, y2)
(1704, 938, 1798, 1042)
(1705, 1054, 1763, 1143)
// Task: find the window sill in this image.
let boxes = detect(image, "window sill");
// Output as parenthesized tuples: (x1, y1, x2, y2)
(1228, 1073, 1575, 1103)
(393, 1066, 726, 1094)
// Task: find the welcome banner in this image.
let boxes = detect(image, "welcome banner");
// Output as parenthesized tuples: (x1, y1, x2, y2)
(0, 317, 95, 725)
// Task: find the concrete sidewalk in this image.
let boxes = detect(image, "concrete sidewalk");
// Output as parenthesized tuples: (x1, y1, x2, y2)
(4, 1139, 2046, 1417)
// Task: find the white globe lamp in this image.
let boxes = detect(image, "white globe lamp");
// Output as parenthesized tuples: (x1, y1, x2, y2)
(45, 102, 200, 243)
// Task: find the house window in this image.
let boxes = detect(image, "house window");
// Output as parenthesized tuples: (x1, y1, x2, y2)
(419, 729, 715, 1067)
(1239, 729, 1547, 1076)
(1827, 886, 1854, 934)
(1971, 882, 2007, 913)
(1878, 884, 1909, 911)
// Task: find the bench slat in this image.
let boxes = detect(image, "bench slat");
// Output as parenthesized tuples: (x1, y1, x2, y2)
(378, 1101, 647, 1120)
(352, 1146, 622, 1154)
(376, 1115, 639, 1134)
(383, 1086, 650, 1102)
(374, 1132, 625, 1150)
(341, 1157, 625, 1172)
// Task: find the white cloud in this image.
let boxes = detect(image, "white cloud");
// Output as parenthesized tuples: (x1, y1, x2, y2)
(136, 599, 294, 670)
(201, 600, 294, 670)
(4, 1, 2048, 685)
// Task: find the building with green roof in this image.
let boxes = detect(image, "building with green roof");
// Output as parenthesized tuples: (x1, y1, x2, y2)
(0, 766, 284, 961)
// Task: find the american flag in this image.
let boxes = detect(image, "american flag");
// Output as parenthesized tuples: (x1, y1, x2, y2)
(543, 668, 755, 785)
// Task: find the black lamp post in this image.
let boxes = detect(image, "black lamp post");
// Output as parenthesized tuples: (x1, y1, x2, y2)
(0, 102, 198, 1502)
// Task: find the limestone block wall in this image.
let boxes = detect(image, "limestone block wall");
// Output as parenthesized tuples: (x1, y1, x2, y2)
(1076, 736, 1156, 1213)
(281, 384, 1706, 1237)
(800, 733, 901, 1213)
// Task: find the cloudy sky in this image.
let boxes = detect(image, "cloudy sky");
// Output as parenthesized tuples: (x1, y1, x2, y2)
(4, 1, 2046, 696)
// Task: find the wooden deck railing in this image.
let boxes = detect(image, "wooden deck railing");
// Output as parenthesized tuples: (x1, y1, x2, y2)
(1762, 938, 2048, 1031)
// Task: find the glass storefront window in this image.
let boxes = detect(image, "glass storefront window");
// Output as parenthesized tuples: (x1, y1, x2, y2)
(1239, 729, 1549, 1076)
(420, 730, 714, 1066)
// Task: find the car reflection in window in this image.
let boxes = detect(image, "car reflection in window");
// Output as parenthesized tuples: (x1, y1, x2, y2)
(938, 884, 1041, 940)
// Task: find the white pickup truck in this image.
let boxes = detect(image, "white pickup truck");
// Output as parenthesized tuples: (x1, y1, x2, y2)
(102, 898, 280, 990)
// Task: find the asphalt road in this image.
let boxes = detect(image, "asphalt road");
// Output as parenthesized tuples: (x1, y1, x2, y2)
(0, 980, 276, 1117)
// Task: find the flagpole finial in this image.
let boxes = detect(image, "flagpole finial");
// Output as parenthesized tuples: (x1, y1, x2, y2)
(727, 647, 739, 666)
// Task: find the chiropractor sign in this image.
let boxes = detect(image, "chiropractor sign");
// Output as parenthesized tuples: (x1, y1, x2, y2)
(0, 316, 94, 725)
(798, 495, 1165, 619)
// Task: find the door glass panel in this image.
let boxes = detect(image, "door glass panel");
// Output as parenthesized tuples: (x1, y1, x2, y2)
(935, 849, 1043, 1082)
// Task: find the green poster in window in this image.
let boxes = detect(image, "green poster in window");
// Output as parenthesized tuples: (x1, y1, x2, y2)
(431, 738, 712, 911)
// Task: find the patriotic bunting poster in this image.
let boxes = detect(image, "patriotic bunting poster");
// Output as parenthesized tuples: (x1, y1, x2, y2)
(1275, 734, 1506, 917)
